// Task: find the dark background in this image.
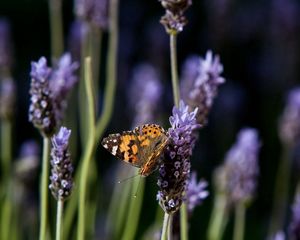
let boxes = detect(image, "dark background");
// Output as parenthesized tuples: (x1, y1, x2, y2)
(1, 0, 300, 239)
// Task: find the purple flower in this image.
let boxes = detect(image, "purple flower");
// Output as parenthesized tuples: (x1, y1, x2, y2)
(0, 78, 16, 120)
(181, 51, 225, 126)
(0, 19, 13, 70)
(74, 0, 108, 29)
(49, 127, 74, 201)
(50, 53, 79, 98)
(28, 54, 78, 136)
(128, 63, 163, 126)
(157, 101, 200, 213)
(68, 21, 87, 61)
(185, 171, 209, 212)
(29, 57, 57, 137)
(279, 87, 300, 146)
(221, 128, 261, 204)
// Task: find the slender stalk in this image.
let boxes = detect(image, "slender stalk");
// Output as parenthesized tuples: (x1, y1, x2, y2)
(170, 34, 180, 107)
(77, 57, 96, 240)
(39, 137, 51, 240)
(1, 185, 12, 240)
(95, 0, 119, 140)
(91, 26, 102, 110)
(268, 145, 291, 236)
(56, 200, 64, 240)
(167, 214, 173, 240)
(161, 213, 171, 240)
(49, 0, 64, 60)
(65, 0, 119, 235)
(233, 201, 246, 240)
(1, 120, 12, 181)
(180, 203, 188, 240)
(106, 167, 132, 239)
(79, 22, 91, 147)
(121, 177, 145, 240)
(207, 193, 228, 240)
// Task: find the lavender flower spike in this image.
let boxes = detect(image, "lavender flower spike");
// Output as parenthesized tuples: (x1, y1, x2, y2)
(222, 128, 261, 204)
(50, 53, 79, 125)
(128, 63, 163, 126)
(181, 51, 225, 126)
(279, 87, 300, 146)
(28, 57, 56, 137)
(157, 101, 200, 214)
(49, 127, 74, 201)
(186, 171, 209, 212)
(50, 53, 79, 98)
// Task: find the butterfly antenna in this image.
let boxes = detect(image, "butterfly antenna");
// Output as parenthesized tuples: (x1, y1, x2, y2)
(134, 176, 142, 198)
(118, 174, 139, 184)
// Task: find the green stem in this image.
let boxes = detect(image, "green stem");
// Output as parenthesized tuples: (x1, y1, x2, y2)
(180, 203, 188, 240)
(91, 26, 102, 111)
(49, 0, 64, 60)
(106, 166, 132, 239)
(79, 22, 91, 147)
(56, 200, 64, 240)
(1, 120, 12, 182)
(161, 213, 170, 240)
(233, 201, 246, 240)
(95, 0, 119, 140)
(39, 137, 50, 240)
(167, 214, 173, 240)
(170, 34, 180, 107)
(207, 193, 228, 240)
(1, 184, 12, 240)
(77, 57, 96, 240)
(64, 0, 119, 235)
(121, 177, 145, 240)
(268, 145, 291, 236)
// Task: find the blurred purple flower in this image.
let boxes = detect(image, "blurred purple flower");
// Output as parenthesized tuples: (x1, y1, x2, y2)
(289, 194, 300, 240)
(270, 232, 285, 240)
(279, 87, 300, 146)
(0, 78, 16, 120)
(0, 19, 13, 71)
(74, 0, 108, 29)
(50, 53, 79, 98)
(128, 63, 163, 126)
(68, 20, 87, 61)
(29, 57, 57, 137)
(185, 171, 208, 212)
(15, 140, 40, 181)
(222, 128, 261, 203)
(181, 51, 225, 126)
(49, 127, 74, 201)
(157, 101, 200, 213)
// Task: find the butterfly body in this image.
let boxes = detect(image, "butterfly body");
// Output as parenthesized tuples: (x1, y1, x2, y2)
(101, 124, 168, 177)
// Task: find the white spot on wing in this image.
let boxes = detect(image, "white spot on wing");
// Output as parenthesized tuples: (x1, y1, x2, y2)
(112, 146, 118, 155)
(103, 144, 108, 149)
(113, 139, 117, 143)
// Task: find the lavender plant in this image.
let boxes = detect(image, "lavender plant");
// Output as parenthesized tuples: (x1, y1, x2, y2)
(49, 127, 74, 240)
(28, 54, 78, 240)
(269, 87, 300, 237)
(211, 128, 261, 240)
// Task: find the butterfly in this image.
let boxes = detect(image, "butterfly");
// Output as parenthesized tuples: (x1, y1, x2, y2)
(101, 124, 169, 177)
